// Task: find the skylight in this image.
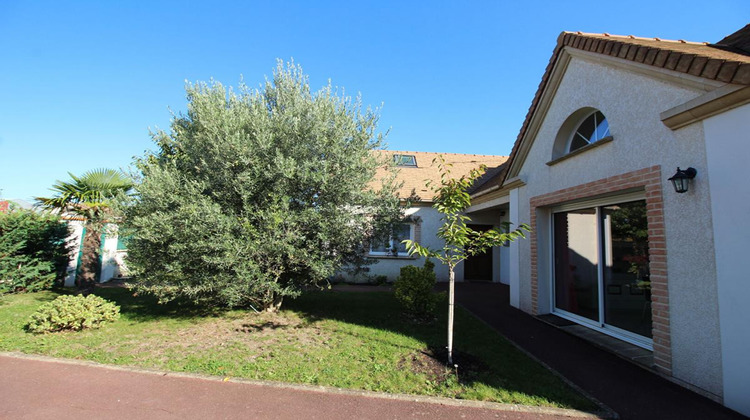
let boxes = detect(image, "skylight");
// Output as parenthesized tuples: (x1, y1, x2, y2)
(394, 154, 417, 167)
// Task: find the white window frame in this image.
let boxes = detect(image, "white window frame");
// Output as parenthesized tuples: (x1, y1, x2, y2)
(548, 191, 653, 350)
(368, 223, 415, 257)
(566, 110, 611, 153)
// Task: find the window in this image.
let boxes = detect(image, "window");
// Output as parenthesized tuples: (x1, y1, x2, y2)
(553, 198, 652, 346)
(568, 111, 610, 153)
(394, 154, 417, 167)
(369, 223, 413, 256)
(550, 108, 613, 162)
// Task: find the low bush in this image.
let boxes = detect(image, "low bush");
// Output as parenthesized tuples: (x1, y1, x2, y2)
(0, 209, 71, 294)
(369, 274, 388, 286)
(26, 294, 120, 333)
(394, 259, 441, 321)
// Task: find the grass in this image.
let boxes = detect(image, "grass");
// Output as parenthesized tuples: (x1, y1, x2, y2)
(0, 287, 596, 411)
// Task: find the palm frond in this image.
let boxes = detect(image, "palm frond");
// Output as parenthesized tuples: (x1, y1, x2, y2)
(35, 169, 134, 219)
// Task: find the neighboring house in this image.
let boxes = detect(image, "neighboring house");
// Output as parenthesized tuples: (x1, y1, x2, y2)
(0, 199, 33, 211)
(467, 25, 750, 416)
(340, 150, 509, 283)
(62, 218, 129, 286)
(0, 199, 128, 285)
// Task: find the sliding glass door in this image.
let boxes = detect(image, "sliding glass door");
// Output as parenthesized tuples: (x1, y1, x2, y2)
(553, 209, 600, 322)
(553, 199, 652, 344)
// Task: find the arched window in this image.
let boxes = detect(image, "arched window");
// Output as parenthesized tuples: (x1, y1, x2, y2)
(568, 110, 609, 153)
(550, 108, 613, 163)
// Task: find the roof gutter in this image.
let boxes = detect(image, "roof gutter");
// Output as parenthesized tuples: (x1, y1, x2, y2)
(661, 85, 750, 129)
(470, 184, 500, 199)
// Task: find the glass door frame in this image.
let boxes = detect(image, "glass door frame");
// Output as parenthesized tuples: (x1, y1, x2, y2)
(549, 191, 654, 350)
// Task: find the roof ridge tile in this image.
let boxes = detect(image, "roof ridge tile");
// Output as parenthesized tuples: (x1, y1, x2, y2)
(380, 150, 508, 158)
(564, 31, 710, 46)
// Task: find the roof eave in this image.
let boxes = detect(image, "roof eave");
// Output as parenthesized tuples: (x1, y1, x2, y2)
(499, 30, 750, 186)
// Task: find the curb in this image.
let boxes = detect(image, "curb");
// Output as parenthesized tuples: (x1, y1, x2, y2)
(2, 351, 607, 418)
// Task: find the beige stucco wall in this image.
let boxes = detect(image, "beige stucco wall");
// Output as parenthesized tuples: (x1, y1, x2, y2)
(512, 51, 723, 396)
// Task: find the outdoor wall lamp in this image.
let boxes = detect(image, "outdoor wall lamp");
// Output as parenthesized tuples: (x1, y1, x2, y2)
(668, 167, 697, 193)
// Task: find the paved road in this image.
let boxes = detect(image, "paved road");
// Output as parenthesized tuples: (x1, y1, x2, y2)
(0, 354, 595, 420)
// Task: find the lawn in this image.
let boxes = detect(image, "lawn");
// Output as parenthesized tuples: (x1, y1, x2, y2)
(0, 287, 596, 411)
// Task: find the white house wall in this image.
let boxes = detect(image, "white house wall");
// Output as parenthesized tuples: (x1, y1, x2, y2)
(100, 225, 128, 281)
(512, 53, 723, 396)
(63, 221, 127, 286)
(64, 220, 84, 287)
(499, 236, 510, 285)
(344, 206, 452, 282)
(509, 188, 522, 308)
(703, 102, 750, 416)
(349, 204, 511, 283)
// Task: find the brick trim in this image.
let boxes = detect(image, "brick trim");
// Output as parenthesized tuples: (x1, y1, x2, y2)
(528, 166, 672, 375)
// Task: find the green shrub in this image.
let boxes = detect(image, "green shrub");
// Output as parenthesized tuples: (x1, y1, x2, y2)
(394, 260, 441, 320)
(26, 294, 120, 333)
(123, 62, 403, 311)
(369, 274, 388, 286)
(0, 209, 71, 294)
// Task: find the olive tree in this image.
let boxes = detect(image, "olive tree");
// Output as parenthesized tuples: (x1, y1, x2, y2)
(125, 61, 401, 311)
(404, 157, 530, 365)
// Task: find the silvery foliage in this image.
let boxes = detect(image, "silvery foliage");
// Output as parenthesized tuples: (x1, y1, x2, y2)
(125, 62, 401, 309)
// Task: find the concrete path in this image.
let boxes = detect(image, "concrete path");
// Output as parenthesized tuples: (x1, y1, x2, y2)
(452, 282, 747, 420)
(0, 353, 596, 420)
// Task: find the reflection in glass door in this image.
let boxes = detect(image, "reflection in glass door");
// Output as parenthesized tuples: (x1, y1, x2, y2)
(553, 209, 599, 322)
(602, 202, 652, 338)
(553, 200, 652, 342)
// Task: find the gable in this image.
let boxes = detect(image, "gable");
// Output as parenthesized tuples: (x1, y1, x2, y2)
(471, 29, 750, 198)
(512, 55, 705, 193)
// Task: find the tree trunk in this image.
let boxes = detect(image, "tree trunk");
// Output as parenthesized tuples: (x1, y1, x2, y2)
(447, 266, 455, 366)
(264, 294, 284, 312)
(76, 225, 101, 292)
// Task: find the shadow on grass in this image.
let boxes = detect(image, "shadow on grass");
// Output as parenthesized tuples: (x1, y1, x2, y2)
(2, 289, 64, 305)
(83, 285, 594, 411)
(285, 290, 598, 411)
(92, 287, 229, 322)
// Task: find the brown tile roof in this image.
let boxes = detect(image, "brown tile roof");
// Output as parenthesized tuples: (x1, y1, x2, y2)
(562, 32, 750, 83)
(373, 150, 508, 202)
(714, 23, 750, 56)
(473, 27, 750, 195)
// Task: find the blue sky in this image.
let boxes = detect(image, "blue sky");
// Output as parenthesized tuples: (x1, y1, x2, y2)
(1, 1, 747, 201)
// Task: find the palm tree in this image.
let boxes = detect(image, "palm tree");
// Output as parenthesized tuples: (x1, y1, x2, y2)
(36, 169, 133, 291)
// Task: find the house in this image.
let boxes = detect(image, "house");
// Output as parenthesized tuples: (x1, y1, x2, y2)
(0, 200, 127, 285)
(62, 219, 129, 286)
(467, 25, 750, 416)
(340, 150, 509, 283)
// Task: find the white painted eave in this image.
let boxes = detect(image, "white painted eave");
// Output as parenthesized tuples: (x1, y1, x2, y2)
(661, 85, 750, 130)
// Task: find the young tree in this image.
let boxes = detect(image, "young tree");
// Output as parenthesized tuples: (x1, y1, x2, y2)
(124, 61, 401, 311)
(404, 157, 530, 365)
(36, 169, 134, 291)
